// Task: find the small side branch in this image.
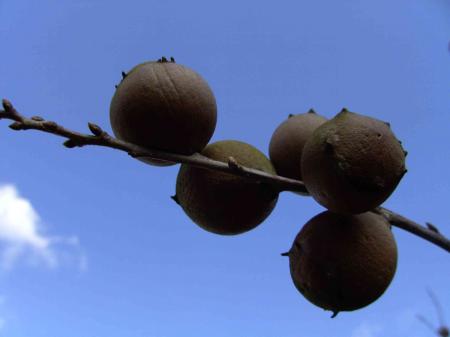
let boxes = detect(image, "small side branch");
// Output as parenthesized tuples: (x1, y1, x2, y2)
(373, 207, 450, 253)
(1, 99, 113, 148)
(1, 99, 449, 253)
(0, 99, 306, 193)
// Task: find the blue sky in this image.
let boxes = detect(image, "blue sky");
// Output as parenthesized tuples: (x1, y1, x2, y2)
(0, 1, 449, 336)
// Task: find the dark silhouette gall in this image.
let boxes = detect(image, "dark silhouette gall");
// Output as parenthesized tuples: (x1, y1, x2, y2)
(110, 58, 217, 165)
(288, 211, 398, 315)
(175, 140, 279, 235)
(269, 109, 327, 180)
(301, 109, 407, 214)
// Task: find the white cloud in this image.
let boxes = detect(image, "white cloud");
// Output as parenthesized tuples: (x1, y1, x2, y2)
(0, 184, 86, 271)
(351, 322, 382, 337)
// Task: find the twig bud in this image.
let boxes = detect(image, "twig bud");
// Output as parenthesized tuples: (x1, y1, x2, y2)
(426, 222, 440, 234)
(9, 122, 23, 130)
(42, 121, 58, 131)
(228, 156, 243, 171)
(88, 122, 103, 136)
(2, 99, 13, 112)
(63, 139, 78, 148)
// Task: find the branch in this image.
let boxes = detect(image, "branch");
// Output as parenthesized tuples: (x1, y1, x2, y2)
(0, 99, 307, 193)
(373, 207, 450, 253)
(1, 99, 449, 253)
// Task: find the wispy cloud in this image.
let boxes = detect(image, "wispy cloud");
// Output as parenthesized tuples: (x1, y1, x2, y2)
(0, 183, 87, 271)
(351, 322, 382, 337)
(0, 295, 7, 332)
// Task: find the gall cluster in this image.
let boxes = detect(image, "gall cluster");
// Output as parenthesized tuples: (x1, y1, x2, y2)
(110, 58, 407, 316)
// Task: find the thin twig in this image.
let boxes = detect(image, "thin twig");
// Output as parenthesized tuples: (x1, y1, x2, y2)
(0, 99, 306, 193)
(373, 207, 450, 253)
(1, 99, 449, 253)
(417, 290, 449, 337)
